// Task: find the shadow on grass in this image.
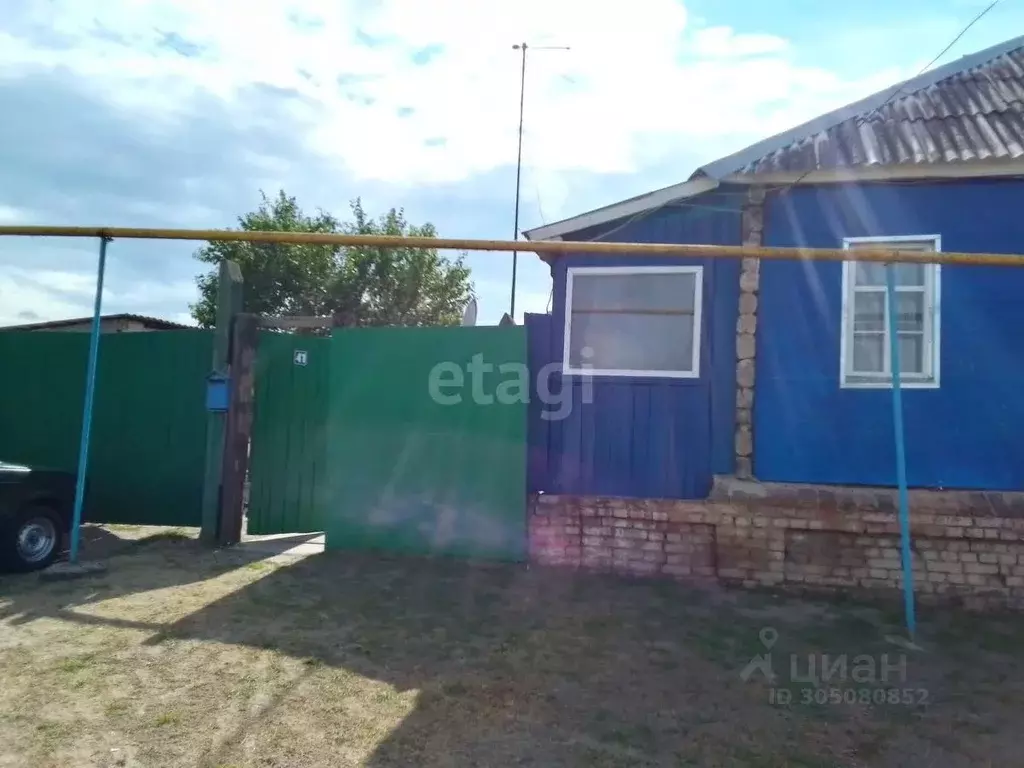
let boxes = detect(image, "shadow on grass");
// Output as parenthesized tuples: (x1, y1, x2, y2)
(5, 541, 1024, 766)
(0, 526, 258, 626)
(147, 552, 819, 766)
(1, 526, 324, 615)
(76, 525, 196, 558)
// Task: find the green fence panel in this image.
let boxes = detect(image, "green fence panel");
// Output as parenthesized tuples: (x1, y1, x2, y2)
(0, 333, 88, 473)
(0, 330, 212, 526)
(326, 326, 528, 561)
(246, 333, 329, 535)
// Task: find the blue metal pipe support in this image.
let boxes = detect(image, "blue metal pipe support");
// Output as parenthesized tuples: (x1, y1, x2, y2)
(68, 236, 110, 562)
(885, 262, 917, 639)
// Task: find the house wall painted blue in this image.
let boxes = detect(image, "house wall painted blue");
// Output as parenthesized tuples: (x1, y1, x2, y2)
(757, 179, 1024, 490)
(527, 188, 743, 499)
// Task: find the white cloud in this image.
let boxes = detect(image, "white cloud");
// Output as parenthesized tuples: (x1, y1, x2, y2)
(0, 270, 86, 326)
(0, 1, 910, 199)
(14, 269, 97, 299)
(689, 26, 790, 58)
(0, 264, 197, 327)
(0, 0, 925, 327)
(0, 205, 33, 224)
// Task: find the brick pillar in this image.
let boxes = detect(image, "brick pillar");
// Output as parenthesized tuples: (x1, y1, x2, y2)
(735, 186, 764, 480)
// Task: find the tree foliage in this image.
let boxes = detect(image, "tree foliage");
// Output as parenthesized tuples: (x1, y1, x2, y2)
(190, 191, 473, 328)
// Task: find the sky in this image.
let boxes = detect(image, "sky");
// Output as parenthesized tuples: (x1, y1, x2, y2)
(0, 0, 1019, 326)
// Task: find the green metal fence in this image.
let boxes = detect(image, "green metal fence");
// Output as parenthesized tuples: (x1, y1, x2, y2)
(0, 330, 212, 526)
(246, 332, 330, 535)
(325, 326, 528, 561)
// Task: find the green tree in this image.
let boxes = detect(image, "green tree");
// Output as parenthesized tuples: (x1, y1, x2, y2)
(190, 191, 473, 328)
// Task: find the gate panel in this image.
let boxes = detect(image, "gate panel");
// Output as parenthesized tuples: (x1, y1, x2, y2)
(326, 326, 527, 561)
(246, 333, 329, 534)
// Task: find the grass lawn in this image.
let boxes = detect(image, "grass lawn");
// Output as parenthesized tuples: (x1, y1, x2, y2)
(2, 527, 1024, 767)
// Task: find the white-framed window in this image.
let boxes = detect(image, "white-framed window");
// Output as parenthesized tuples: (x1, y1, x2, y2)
(562, 265, 703, 378)
(840, 235, 941, 389)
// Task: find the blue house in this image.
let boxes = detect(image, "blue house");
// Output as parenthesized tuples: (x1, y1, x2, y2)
(523, 34, 1024, 500)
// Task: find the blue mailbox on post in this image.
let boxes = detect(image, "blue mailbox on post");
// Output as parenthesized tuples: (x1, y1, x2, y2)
(205, 371, 231, 413)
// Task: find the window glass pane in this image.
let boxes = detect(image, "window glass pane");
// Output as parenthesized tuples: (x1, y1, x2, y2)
(852, 293, 884, 331)
(851, 333, 884, 373)
(567, 312, 694, 372)
(853, 262, 886, 286)
(571, 272, 696, 313)
(894, 263, 926, 286)
(894, 292, 925, 332)
(853, 261, 925, 287)
(898, 333, 925, 374)
(849, 239, 932, 285)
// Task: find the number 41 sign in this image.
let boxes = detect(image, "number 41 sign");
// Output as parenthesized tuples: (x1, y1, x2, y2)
(294, 350, 308, 367)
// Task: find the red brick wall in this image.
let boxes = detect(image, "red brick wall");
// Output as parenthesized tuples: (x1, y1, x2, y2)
(529, 481, 1024, 610)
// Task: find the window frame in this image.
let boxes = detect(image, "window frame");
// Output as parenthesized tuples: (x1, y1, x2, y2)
(839, 235, 942, 389)
(562, 265, 704, 379)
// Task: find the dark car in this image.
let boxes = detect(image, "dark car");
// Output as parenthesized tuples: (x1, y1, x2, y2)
(0, 461, 76, 572)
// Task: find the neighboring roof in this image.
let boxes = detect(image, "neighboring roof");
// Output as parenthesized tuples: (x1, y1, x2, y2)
(0, 313, 193, 331)
(526, 34, 1024, 241)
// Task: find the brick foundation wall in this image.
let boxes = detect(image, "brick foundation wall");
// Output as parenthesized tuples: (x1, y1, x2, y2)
(529, 480, 1024, 610)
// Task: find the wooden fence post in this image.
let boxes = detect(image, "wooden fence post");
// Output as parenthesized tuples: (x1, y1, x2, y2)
(200, 260, 243, 545)
(218, 312, 258, 546)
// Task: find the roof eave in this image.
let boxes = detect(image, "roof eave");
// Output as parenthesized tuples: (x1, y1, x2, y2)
(524, 157, 1024, 251)
(523, 177, 720, 242)
(719, 157, 1024, 185)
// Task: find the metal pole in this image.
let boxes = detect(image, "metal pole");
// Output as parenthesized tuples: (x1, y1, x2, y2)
(68, 236, 110, 563)
(511, 41, 527, 320)
(886, 263, 917, 639)
(0, 227, 1019, 267)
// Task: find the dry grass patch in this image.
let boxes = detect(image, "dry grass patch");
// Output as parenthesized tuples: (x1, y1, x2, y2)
(1, 527, 1024, 766)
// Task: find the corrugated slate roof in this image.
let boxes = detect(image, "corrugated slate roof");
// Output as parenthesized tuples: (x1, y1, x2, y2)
(696, 34, 1024, 179)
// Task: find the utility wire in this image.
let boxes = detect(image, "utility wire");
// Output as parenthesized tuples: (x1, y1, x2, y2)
(582, 0, 1002, 243)
(860, 0, 1001, 124)
(534, 183, 548, 226)
(766, 0, 1001, 197)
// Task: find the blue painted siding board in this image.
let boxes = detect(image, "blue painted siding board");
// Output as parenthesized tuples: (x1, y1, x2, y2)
(529, 189, 742, 499)
(554, 380, 582, 493)
(709, 257, 740, 475)
(540, 379, 712, 498)
(758, 179, 1024, 490)
(631, 386, 651, 489)
(525, 313, 551, 493)
(580, 382, 598, 491)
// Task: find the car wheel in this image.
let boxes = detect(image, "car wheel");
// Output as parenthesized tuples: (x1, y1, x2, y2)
(2, 505, 63, 572)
